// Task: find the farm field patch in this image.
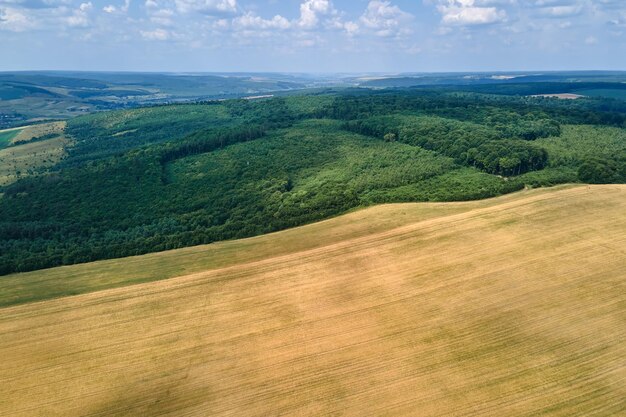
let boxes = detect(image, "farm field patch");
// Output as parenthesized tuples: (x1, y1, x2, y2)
(0, 135, 67, 186)
(0, 128, 22, 149)
(530, 93, 585, 99)
(11, 121, 66, 144)
(0, 185, 624, 416)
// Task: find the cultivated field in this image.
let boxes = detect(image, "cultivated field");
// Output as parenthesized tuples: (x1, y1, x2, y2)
(0, 185, 624, 416)
(11, 121, 66, 144)
(0, 121, 67, 185)
(0, 135, 67, 186)
(0, 127, 23, 149)
(530, 93, 585, 99)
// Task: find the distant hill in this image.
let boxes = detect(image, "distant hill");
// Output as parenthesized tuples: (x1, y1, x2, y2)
(3, 71, 626, 129)
(358, 71, 626, 91)
(0, 72, 309, 128)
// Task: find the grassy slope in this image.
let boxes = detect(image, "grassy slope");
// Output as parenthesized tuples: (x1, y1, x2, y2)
(0, 135, 67, 186)
(168, 120, 512, 209)
(536, 124, 626, 166)
(11, 121, 65, 144)
(0, 128, 21, 149)
(0, 186, 520, 307)
(0, 122, 67, 185)
(0, 185, 624, 416)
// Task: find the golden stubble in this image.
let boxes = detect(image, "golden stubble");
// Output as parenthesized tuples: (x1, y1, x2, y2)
(0, 185, 625, 416)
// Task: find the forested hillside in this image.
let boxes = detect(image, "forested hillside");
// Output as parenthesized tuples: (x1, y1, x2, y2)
(0, 89, 624, 275)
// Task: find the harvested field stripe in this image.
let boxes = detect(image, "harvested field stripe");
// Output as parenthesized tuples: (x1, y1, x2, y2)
(0, 185, 624, 416)
(0, 185, 581, 307)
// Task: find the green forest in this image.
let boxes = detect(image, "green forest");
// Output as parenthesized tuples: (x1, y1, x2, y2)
(0, 88, 625, 275)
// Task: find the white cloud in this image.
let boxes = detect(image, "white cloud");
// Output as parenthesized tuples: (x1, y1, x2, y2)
(223, 1, 414, 45)
(436, 0, 507, 26)
(538, 4, 582, 18)
(343, 20, 358, 36)
(103, 0, 130, 14)
(298, 0, 335, 29)
(584, 35, 597, 44)
(65, 1, 92, 27)
(232, 12, 290, 30)
(517, 1, 589, 18)
(0, 7, 34, 31)
(297, 38, 316, 47)
(0, 0, 71, 10)
(150, 7, 174, 25)
(140, 27, 170, 39)
(0, 0, 99, 32)
(213, 17, 228, 29)
(174, 0, 236, 15)
(229, 0, 361, 37)
(360, 1, 413, 37)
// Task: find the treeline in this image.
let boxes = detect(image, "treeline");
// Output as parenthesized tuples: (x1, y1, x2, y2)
(578, 154, 626, 184)
(344, 116, 548, 176)
(321, 91, 626, 128)
(0, 89, 624, 276)
(157, 98, 300, 176)
(64, 97, 297, 165)
(159, 126, 267, 165)
(435, 82, 626, 97)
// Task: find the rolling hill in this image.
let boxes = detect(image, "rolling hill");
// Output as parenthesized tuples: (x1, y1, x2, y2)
(0, 72, 310, 128)
(1, 89, 625, 276)
(0, 184, 624, 416)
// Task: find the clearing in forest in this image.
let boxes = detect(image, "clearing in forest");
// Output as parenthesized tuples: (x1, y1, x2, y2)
(0, 123, 67, 186)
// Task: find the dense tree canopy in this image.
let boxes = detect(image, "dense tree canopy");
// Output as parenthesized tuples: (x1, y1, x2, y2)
(0, 89, 624, 275)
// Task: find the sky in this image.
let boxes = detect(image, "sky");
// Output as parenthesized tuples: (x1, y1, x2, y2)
(1, 0, 625, 72)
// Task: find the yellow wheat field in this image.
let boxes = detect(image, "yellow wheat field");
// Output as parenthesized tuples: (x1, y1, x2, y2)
(0, 185, 625, 416)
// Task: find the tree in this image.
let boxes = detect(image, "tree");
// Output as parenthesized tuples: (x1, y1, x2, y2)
(578, 158, 620, 184)
(498, 157, 521, 176)
(384, 132, 397, 142)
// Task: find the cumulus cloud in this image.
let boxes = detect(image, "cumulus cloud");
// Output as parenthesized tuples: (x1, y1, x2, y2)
(595, 0, 626, 9)
(516, 0, 589, 18)
(149, 7, 174, 25)
(0, 6, 34, 31)
(103, 0, 130, 14)
(537, 4, 582, 18)
(65, 1, 92, 27)
(359, 0, 413, 37)
(224, 0, 414, 45)
(140, 27, 170, 39)
(0, 0, 101, 32)
(435, 0, 507, 26)
(297, 0, 340, 29)
(174, 0, 236, 15)
(0, 0, 70, 10)
(0, 0, 406, 44)
(232, 12, 290, 30)
(342, 20, 358, 36)
(228, 0, 363, 37)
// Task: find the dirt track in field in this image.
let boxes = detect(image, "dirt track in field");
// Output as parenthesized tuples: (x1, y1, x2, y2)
(1, 185, 625, 416)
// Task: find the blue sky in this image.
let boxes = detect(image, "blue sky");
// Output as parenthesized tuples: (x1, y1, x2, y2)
(1, 0, 625, 72)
